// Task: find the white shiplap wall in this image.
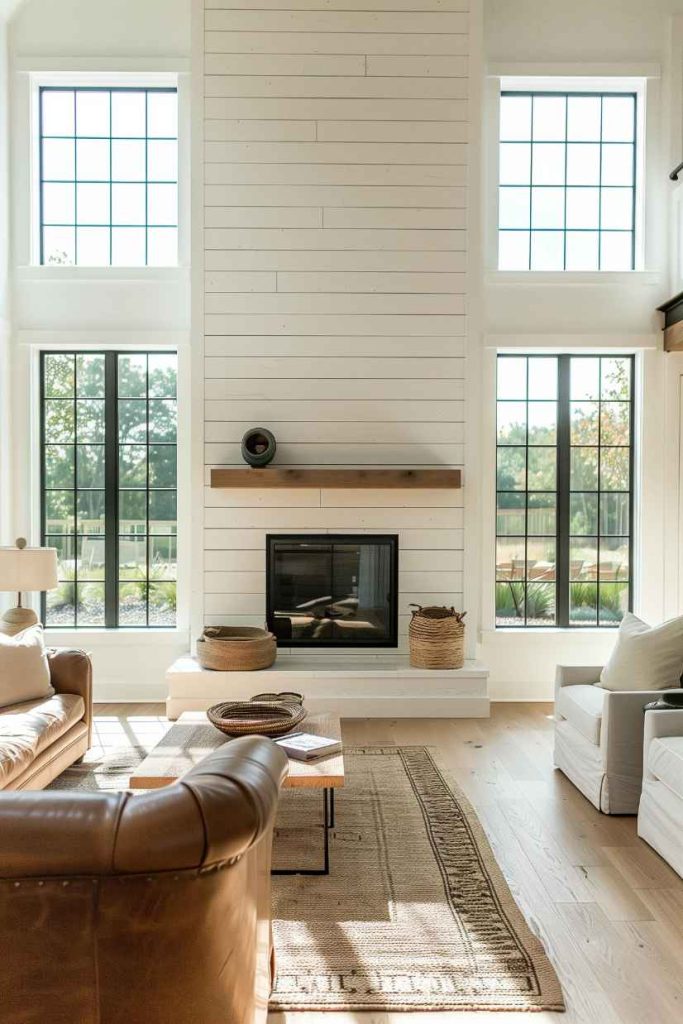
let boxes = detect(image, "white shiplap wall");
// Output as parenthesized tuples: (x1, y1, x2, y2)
(202, 0, 470, 654)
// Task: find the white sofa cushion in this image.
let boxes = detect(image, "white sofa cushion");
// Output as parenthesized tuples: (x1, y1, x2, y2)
(556, 684, 605, 745)
(647, 736, 683, 802)
(0, 626, 53, 709)
(0, 693, 85, 787)
(599, 612, 683, 692)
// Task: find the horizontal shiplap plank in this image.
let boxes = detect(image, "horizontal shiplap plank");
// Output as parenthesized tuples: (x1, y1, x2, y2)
(274, 272, 465, 293)
(204, 336, 465, 357)
(204, 228, 466, 251)
(204, 355, 464, 377)
(204, 250, 467, 272)
(204, 272, 276, 293)
(316, 121, 468, 144)
(204, 119, 317, 141)
(322, 208, 465, 230)
(206, 487, 322, 509)
(204, 97, 466, 121)
(206, 271, 464, 294)
(204, 506, 464, 529)
(204, 32, 468, 56)
(204, 421, 465, 444)
(204, 377, 463, 400)
(205, 442, 464, 465)
(319, 488, 464, 508)
(204, 163, 466, 187)
(203, 53, 366, 75)
(204, 141, 464, 164)
(205, 399, 463, 421)
(204, 528, 464, 551)
(204, 184, 465, 208)
(204, 292, 465, 315)
(204, 314, 466, 335)
(203, 74, 468, 99)
(366, 55, 466, 76)
(204, 10, 467, 33)
(204, 207, 323, 228)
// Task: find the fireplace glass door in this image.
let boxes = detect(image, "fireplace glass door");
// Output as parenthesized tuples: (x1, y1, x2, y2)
(266, 535, 398, 647)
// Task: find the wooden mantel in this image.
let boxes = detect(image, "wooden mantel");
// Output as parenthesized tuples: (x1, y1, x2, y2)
(210, 468, 462, 489)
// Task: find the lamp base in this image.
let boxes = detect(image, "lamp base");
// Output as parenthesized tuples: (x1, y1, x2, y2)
(0, 607, 39, 637)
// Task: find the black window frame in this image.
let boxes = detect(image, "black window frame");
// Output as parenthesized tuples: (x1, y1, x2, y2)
(40, 349, 178, 630)
(496, 353, 635, 629)
(38, 85, 179, 268)
(498, 90, 639, 271)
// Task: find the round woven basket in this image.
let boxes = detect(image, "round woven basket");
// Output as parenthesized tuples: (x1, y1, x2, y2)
(197, 626, 277, 672)
(408, 605, 466, 670)
(207, 699, 307, 737)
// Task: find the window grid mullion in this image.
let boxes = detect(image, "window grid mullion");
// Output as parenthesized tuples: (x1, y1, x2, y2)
(104, 352, 119, 628)
(556, 356, 571, 627)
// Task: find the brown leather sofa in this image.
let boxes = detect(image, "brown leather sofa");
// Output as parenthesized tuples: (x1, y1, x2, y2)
(0, 737, 289, 1024)
(0, 648, 92, 791)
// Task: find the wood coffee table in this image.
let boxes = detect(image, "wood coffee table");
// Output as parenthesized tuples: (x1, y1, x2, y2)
(130, 711, 344, 875)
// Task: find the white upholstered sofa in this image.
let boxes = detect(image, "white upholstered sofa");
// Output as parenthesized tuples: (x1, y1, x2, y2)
(638, 708, 683, 877)
(554, 665, 680, 814)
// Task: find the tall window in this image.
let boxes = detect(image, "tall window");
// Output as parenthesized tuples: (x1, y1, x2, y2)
(496, 355, 634, 627)
(498, 91, 637, 271)
(41, 351, 178, 628)
(39, 86, 178, 267)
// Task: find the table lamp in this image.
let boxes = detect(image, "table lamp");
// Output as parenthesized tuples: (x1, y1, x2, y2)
(0, 538, 58, 636)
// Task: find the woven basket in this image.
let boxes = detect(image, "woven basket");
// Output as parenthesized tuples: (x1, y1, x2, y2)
(408, 605, 466, 670)
(197, 626, 277, 672)
(207, 699, 307, 737)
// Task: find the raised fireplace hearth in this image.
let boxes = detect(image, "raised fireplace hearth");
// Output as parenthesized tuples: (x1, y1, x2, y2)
(266, 534, 398, 648)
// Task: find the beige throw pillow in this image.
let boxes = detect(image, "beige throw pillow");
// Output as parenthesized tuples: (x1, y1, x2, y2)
(599, 612, 683, 692)
(0, 625, 54, 709)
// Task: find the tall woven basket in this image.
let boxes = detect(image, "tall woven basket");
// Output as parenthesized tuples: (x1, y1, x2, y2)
(409, 605, 466, 670)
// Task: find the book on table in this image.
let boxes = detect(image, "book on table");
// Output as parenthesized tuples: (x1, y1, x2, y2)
(274, 732, 341, 761)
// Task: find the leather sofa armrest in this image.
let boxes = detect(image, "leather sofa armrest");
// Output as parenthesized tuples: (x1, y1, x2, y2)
(179, 737, 290, 866)
(47, 648, 93, 744)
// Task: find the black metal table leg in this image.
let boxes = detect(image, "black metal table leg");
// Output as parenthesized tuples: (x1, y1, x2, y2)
(327, 786, 335, 829)
(272, 786, 331, 877)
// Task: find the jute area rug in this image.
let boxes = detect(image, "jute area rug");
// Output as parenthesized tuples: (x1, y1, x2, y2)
(50, 740, 564, 1013)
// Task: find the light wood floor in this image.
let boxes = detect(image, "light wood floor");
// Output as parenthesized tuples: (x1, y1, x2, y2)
(95, 702, 683, 1024)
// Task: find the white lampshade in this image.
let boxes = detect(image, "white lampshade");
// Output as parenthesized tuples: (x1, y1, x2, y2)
(0, 545, 59, 593)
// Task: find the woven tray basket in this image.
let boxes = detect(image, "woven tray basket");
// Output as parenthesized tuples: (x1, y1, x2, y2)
(408, 605, 466, 670)
(197, 626, 277, 672)
(207, 699, 307, 737)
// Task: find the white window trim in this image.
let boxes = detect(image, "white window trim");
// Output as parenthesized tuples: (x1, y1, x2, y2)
(485, 68, 660, 278)
(13, 329, 192, 638)
(14, 63, 190, 273)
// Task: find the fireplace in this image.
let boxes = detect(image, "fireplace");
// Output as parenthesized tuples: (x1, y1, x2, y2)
(266, 534, 398, 648)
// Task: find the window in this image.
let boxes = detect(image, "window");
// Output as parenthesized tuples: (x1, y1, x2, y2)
(496, 354, 634, 628)
(498, 91, 637, 271)
(40, 351, 178, 628)
(39, 87, 178, 267)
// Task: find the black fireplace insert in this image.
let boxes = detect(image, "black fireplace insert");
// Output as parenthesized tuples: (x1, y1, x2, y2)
(266, 534, 398, 648)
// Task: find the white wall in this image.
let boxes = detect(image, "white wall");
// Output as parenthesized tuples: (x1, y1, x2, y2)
(2, 0, 192, 700)
(198, 0, 476, 655)
(478, 0, 683, 698)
